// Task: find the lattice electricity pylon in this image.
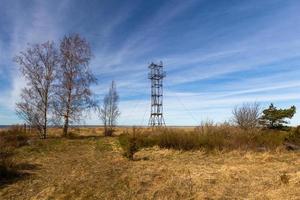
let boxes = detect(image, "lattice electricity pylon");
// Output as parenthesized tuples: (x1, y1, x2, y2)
(148, 62, 166, 126)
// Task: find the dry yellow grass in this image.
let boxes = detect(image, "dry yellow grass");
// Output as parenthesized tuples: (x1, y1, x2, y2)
(0, 129, 300, 199)
(46, 127, 134, 137)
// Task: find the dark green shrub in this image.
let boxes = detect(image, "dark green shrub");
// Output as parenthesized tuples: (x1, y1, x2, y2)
(286, 126, 300, 145)
(119, 128, 159, 160)
(119, 133, 139, 160)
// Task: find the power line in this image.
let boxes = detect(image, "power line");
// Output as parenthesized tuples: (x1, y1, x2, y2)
(118, 97, 145, 125)
(165, 83, 199, 124)
(140, 105, 148, 126)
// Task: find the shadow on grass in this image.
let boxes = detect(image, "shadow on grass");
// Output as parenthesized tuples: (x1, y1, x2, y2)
(15, 163, 40, 171)
(0, 162, 40, 188)
(133, 156, 150, 161)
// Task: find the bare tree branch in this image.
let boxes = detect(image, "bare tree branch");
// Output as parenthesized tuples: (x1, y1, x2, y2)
(232, 102, 261, 130)
(15, 42, 59, 139)
(99, 81, 120, 136)
(53, 34, 97, 136)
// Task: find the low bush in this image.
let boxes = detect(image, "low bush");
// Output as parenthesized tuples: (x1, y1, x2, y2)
(119, 124, 289, 158)
(156, 123, 232, 151)
(251, 130, 287, 149)
(119, 131, 139, 160)
(0, 145, 18, 180)
(286, 126, 300, 145)
(0, 125, 29, 180)
(0, 125, 29, 148)
(104, 129, 115, 137)
(119, 128, 159, 160)
(157, 130, 196, 150)
(65, 131, 79, 139)
(156, 129, 225, 151)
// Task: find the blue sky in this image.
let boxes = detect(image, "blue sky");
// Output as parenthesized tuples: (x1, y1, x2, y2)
(0, 0, 300, 126)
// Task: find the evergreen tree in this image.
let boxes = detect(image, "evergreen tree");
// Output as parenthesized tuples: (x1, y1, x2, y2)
(260, 103, 296, 129)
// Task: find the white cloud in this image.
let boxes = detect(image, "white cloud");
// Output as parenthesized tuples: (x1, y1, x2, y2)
(1, 0, 300, 126)
(0, 0, 68, 114)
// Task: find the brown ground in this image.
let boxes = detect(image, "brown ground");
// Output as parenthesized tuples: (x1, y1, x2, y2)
(0, 130, 300, 200)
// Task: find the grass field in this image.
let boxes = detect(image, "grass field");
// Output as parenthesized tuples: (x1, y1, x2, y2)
(1, 128, 300, 200)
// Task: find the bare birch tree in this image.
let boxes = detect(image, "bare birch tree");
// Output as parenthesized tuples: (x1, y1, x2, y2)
(99, 81, 120, 136)
(15, 42, 59, 139)
(232, 102, 261, 130)
(53, 34, 97, 136)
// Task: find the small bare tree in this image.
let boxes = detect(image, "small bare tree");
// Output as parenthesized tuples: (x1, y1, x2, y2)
(99, 81, 120, 136)
(15, 42, 59, 139)
(232, 102, 261, 130)
(53, 34, 97, 136)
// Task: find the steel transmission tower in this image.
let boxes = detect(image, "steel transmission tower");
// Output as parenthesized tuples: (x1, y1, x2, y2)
(148, 62, 166, 126)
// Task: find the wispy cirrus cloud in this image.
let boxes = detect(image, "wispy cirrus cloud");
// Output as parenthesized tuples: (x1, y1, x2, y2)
(0, 0, 300, 125)
(0, 0, 68, 124)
